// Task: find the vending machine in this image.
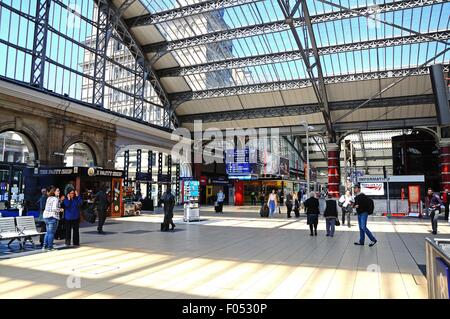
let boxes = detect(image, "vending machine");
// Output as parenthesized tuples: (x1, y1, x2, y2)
(182, 180, 200, 222)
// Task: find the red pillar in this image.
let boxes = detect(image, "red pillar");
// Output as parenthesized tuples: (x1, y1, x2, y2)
(234, 180, 244, 206)
(440, 140, 450, 193)
(327, 144, 340, 198)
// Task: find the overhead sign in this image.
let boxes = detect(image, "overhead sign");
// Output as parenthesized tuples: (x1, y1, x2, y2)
(358, 175, 425, 183)
(361, 182, 385, 196)
(226, 163, 258, 175)
(358, 176, 386, 183)
(135, 172, 153, 182)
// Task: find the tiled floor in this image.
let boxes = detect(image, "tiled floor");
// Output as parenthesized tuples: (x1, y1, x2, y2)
(0, 206, 449, 299)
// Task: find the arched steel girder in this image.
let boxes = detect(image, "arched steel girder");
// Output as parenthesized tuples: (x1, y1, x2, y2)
(93, 0, 179, 128)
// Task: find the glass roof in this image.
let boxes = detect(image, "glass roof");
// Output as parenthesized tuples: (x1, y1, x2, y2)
(138, 0, 450, 92)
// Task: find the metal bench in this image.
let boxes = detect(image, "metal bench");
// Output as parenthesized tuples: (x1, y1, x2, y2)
(0, 217, 25, 249)
(15, 216, 46, 249)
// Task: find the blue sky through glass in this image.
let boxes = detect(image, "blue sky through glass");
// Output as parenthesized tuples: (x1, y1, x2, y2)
(0, 0, 449, 95)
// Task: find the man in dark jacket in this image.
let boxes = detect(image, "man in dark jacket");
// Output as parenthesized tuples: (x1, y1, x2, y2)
(63, 190, 82, 246)
(285, 192, 293, 218)
(353, 185, 377, 247)
(304, 192, 320, 236)
(161, 189, 176, 231)
(94, 187, 110, 234)
(324, 194, 338, 237)
(426, 188, 443, 235)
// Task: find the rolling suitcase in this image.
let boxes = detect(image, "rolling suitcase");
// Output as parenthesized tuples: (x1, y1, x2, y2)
(260, 205, 269, 217)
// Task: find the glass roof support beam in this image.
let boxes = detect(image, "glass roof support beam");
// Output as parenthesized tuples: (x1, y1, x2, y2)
(311, 135, 327, 159)
(283, 136, 306, 162)
(126, 0, 260, 27)
(171, 66, 444, 103)
(332, 48, 450, 126)
(177, 93, 435, 123)
(277, 0, 334, 141)
(94, 0, 141, 112)
(158, 31, 450, 77)
(142, 0, 444, 55)
(92, 0, 113, 108)
(30, 0, 51, 89)
(317, 0, 449, 46)
(97, 0, 178, 128)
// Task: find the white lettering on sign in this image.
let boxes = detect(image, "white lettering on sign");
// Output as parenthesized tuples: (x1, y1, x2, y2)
(97, 171, 123, 177)
(357, 176, 386, 182)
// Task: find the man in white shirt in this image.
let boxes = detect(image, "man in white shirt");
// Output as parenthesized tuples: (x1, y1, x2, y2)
(216, 190, 225, 214)
(338, 190, 353, 227)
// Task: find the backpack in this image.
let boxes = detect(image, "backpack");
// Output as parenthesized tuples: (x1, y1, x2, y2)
(367, 197, 374, 215)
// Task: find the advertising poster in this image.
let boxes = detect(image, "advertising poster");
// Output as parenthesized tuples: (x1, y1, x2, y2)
(408, 185, 420, 203)
(360, 182, 385, 196)
(279, 157, 289, 176)
(261, 152, 279, 175)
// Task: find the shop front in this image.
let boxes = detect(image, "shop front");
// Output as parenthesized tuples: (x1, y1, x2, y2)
(23, 167, 125, 217)
(230, 179, 304, 206)
(202, 176, 231, 205)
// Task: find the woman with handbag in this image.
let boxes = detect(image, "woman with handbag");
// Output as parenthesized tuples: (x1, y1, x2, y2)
(324, 193, 339, 237)
(304, 192, 320, 236)
(42, 187, 64, 251)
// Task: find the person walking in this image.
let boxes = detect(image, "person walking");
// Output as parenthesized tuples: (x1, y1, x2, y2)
(338, 190, 353, 227)
(324, 193, 338, 237)
(267, 189, 278, 218)
(259, 190, 266, 207)
(293, 193, 300, 217)
(63, 189, 82, 246)
(250, 191, 256, 205)
(277, 190, 283, 214)
(285, 191, 293, 218)
(426, 188, 443, 235)
(216, 190, 225, 214)
(36, 187, 48, 246)
(161, 189, 176, 231)
(42, 187, 63, 251)
(424, 188, 435, 218)
(304, 191, 320, 236)
(94, 187, 110, 234)
(353, 185, 377, 247)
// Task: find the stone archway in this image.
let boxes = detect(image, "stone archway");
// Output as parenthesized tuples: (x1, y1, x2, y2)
(0, 121, 43, 164)
(63, 135, 101, 167)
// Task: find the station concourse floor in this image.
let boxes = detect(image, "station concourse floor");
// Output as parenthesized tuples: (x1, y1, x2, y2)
(1, 206, 449, 299)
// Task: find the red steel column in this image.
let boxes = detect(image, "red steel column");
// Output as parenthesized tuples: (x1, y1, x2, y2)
(327, 143, 340, 198)
(440, 139, 450, 193)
